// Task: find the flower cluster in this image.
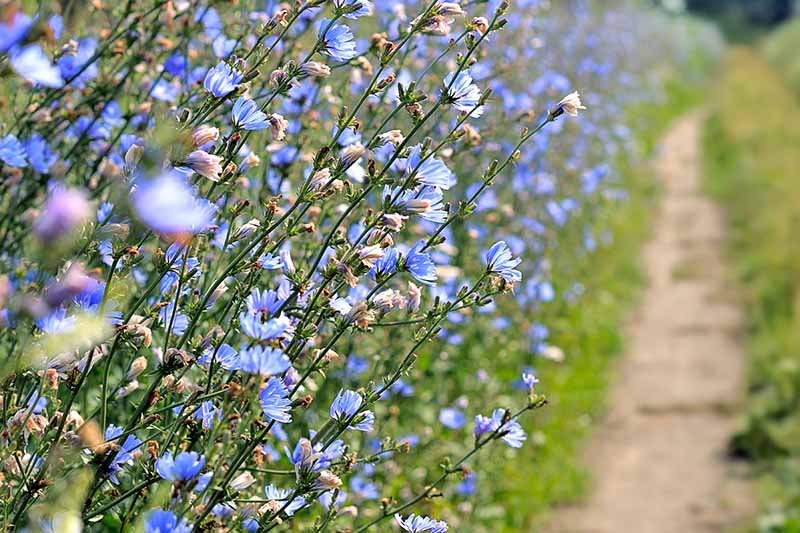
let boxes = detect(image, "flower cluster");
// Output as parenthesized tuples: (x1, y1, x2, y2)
(0, 0, 720, 531)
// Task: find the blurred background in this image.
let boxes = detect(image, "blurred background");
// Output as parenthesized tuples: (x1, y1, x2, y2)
(660, 0, 796, 36)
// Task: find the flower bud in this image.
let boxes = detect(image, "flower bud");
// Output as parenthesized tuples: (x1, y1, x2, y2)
(184, 150, 223, 182)
(231, 472, 256, 491)
(268, 113, 289, 141)
(124, 144, 144, 169)
(116, 380, 140, 399)
(406, 282, 421, 310)
(300, 61, 331, 78)
(340, 143, 366, 167)
(358, 244, 384, 267)
(192, 125, 220, 149)
(127, 356, 148, 381)
(316, 470, 342, 489)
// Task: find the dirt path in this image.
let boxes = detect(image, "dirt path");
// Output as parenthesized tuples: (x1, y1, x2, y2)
(545, 113, 754, 533)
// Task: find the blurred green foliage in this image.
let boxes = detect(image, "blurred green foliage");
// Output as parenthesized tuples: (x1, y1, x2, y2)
(704, 47, 800, 533)
(763, 17, 800, 93)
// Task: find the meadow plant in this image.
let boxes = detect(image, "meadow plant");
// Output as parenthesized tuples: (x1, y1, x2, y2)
(0, 0, 721, 531)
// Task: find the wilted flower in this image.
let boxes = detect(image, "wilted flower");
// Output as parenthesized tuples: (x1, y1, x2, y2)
(345, 301, 376, 329)
(230, 471, 256, 491)
(268, 113, 289, 141)
(192, 125, 219, 148)
(184, 150, 223, 181)
(358, 244, 385, 267)
(300, 61, 331, 78)
(340, 142, 366, 167)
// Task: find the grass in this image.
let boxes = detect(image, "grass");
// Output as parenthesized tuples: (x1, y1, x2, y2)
(703, 47, 800, 532)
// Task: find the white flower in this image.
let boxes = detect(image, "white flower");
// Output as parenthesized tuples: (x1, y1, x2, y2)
(555, 91, 586, 117)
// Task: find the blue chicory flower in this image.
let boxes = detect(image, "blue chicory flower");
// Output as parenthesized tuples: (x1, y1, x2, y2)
(405, 144, 455, 190)
(10, 44, 64, 88)
(145, 510, 192, 533)
(232, 97, 270, 131)
(238, 346, 291, 376)
(394, 513, 449, 533)
(443, 70, 484, 118)
(404, 241, 438, 286)
(473, 408, 527, 448)
(330, 389, 374, 432)
(155, 451, 206, 482)
(438, 407, 466, 429)
(0, 134, 28, 167)
(132, 172, 216, 236)
(485, 241, 522, 282)
(259, 377, 292, 423)
(318, 19, 357, 62)
(203, 61, 243, 97)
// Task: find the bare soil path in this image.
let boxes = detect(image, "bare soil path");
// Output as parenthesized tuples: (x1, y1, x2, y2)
(545, 113, 754, 533)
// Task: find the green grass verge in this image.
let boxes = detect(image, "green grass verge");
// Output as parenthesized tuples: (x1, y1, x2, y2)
(703, 47, 800, 533)
(490, 79, 710, 532)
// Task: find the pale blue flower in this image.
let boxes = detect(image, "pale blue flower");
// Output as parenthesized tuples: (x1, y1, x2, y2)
(330, 389, 374, 431)
(0, 134, 27, 167)
(260, 377, 292, 423)
(239, 312, 291, 340)
(145, 510, 191, 533)
(0, 11, 32, 53)
(438, 407, 465, 429)
(155, 451, 206, 482)
(318, 19, 357, 62)
(406, 145, 454, 190)
(443, 70, 483, 117)
(232, 97, 270, 130)
(25, 133, 57, 173)
(485, 241, 522, 282)
(10, 44, 64, 88)
(405, 241, 437, 285)
(395, 513, 449, 533)
(473, 409, 526, 448)
(104, 425, 142, 484)
(334, 0, 373, 18)
(191, 401, 221, 429)
(132, 172, 216, 235)
(203, 61, 243, 97)
(238, 346, 291, 376)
